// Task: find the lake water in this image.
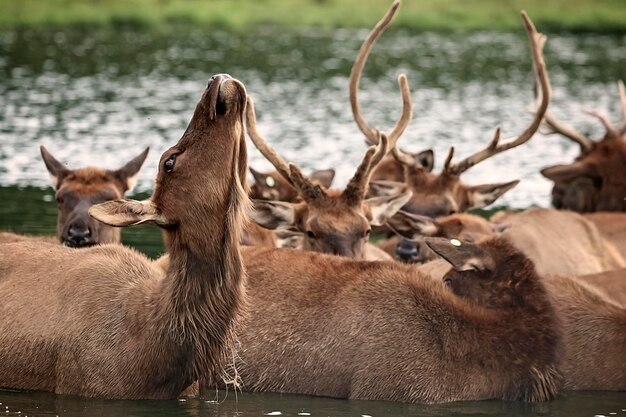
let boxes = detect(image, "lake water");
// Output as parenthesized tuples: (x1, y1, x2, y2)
(0, 26, 625, 416)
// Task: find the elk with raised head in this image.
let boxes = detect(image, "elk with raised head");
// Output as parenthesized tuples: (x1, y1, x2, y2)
(250, 166, 335, 202)
(540, 81, 626, 212)
(0, 74, 249, 399)
(353, 5, 551, 218)
(246, 1, 413, 261)
(230, 232, 562, 403)
(0, 146, 149, 247)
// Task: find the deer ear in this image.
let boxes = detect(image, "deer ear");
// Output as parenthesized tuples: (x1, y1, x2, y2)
(112, 147, 150, 193)
(540, 162, 595, 183)
(366, 191, 412, 226)
(415, 149, 434, 172)
(249, 199, 298, 230)
(467, 180, 519, 209)
(424, 237, 494, 272)
(40, 146, 70, 189)
(89, 199, 169, 227)
(368, 180, 409, 197)
(385, 210, 440, 239)
(309, 169, 335, 188)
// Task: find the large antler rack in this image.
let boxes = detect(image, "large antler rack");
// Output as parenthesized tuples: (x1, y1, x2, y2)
(442, 11, 552, 176)
(348, 0, 414, 166)
(539, 78, 626, 153)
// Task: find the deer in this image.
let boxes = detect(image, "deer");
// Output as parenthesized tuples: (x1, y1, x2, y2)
(0, 74, 249, 399)
(351, 4, 551, 219)
(229, 233, 562, 403)
(387, 208, 625, 277)
(249, 167, 335, 202)
(442, 257, 625, 391)
(0, 146, 149, 247)
(245, 0, 413, 261)
(540, 80, 626, 212)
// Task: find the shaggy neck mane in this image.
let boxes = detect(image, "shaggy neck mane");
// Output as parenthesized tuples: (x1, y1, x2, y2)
(156, 114, 249, 388)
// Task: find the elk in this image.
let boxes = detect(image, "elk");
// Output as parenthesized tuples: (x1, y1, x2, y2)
(0, 147, 149, 247)
(250, 167, 335, 202)
(230, 234, 562, 403)
(245, 1, 413, 260)
(387, 208, 625, 276)
(40, 146, 150, 247)
(540, 80, 626, 212)
(583, 212, 626, 259)
(0, 74, 249, 399)
(352, 5, 551, 218)
(438, 248, 624, 392)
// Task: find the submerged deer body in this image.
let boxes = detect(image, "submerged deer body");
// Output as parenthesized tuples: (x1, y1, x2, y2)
(540, 81, 626, 212)
(41, 146, 149, 247)
(0, 74, 249, 399)
(233, 235, 562, 403)
(246, 1, 413, 260)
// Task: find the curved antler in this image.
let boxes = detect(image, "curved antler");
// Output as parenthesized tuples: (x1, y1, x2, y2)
(245, 96, 325, 202)
(444, 11, 552, 176)
(348, 0, 413, 155)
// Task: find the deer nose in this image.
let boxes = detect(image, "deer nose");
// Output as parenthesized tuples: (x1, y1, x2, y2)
(396, 239, 419, 263)
(66, 223, 92, 247)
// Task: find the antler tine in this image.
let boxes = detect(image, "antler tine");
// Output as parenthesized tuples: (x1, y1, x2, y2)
(446, 11, 552, 176)
(245, 96, 318, 198)
(349, 0, 401, 145)
(583, 108, 620, 138)
(616, 80, 626, 135)
(443, 147, 455, 172)
(344, 132, 390, 205)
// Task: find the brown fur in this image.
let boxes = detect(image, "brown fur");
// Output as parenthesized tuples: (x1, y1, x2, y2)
(40, 146, 149, 247)
(584, 212, 626, 260)
(542, 274, 626, 390)
(227, 237, 562, 403)
(0, 232, 58, 245)
(541, 89, 626, 212)
(388, 208, 625, 277)
(577, 269, 626, 306)
(0, 75, 249, 399)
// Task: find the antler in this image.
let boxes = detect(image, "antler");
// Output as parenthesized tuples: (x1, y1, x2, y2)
(348, 0, 413, 157)
(444, 11, 552, 176)
(344, 132, 390, 205)
(245, 96, 326, 202)
(618, 80, 626, 135)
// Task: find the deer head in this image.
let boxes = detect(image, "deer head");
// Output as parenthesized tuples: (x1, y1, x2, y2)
(358, 12, 551, 218)
(249, 167, 335, 202)
(40, 146, 149, 247)
(540, 80, 626, 212)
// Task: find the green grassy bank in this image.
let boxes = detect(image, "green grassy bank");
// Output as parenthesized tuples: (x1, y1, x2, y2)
(1, 0, 626, 32)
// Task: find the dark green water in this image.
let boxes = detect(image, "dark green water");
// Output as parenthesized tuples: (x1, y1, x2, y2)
(1, 26, 625, 416)
(0, 389, 625, 417)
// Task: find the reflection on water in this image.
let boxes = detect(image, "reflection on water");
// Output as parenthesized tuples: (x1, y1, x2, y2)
(1, 26, 626, 416)
(0, 388, 625, 417)
(1, 28, 625, 209)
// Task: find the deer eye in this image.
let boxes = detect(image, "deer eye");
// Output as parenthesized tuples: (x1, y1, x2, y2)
(56, 196, 63, 205)
(164, 155, 177, 173)
(306, 230, 317, 239)
(265, 176, 275, 188)
(443, 278, 452, 287)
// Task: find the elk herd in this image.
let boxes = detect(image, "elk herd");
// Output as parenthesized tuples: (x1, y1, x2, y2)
(0, 0, 625, 405)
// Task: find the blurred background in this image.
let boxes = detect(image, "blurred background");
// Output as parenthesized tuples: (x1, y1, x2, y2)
(0, 0, 625, 258)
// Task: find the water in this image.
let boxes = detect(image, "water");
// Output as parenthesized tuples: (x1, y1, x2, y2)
(1, 26, 625, 415)
(0, 389, 625, 417)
